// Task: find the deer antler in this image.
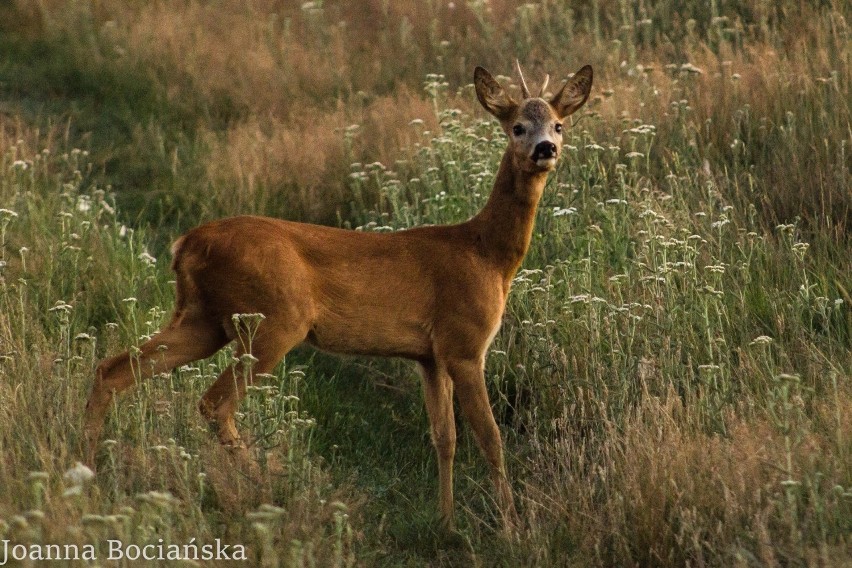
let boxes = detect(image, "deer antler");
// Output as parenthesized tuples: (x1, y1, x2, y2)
(539, 74, 550, 97)
(516, 60, 550, 98)
(515, 59, 531, 99)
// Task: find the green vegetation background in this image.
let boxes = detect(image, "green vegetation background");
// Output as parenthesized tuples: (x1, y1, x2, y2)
(0, 1, 849, 566)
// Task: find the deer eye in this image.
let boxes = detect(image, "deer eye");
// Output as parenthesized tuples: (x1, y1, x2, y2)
(512, 124, 525, 136)
(554, 123, 563, 133)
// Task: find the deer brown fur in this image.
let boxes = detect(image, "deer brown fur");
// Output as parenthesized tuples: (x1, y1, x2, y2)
(84, 63, 593, 530)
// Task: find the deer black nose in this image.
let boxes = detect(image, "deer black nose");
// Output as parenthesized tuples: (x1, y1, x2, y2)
(533, 141, 557, 160)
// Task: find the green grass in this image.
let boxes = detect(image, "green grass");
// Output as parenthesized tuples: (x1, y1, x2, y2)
(0, 1, 850, 566)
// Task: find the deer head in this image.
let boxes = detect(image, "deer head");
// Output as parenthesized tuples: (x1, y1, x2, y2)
(474, 62, 593, 173)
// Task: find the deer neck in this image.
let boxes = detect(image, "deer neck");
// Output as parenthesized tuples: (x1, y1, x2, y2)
(471, 147, 549, 286)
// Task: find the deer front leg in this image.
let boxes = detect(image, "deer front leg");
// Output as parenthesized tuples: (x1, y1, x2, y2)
(420, 361, 457, 530)
(448, 358, 518, 531)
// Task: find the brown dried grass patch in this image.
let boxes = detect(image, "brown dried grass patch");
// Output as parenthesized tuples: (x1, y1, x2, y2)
(202, 90, 438, 220)
(524, 385, 850, 567)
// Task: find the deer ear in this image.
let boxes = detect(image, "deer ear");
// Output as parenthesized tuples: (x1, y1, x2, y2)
(550, 65, 593, 118)
(474, 66, 517, 121)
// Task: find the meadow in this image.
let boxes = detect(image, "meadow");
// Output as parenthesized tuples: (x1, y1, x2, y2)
(0, 0, 849, 566)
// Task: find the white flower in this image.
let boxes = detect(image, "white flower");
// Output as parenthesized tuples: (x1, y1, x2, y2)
(553, 207, 577, 217)
(792, 242, 810, 255)
(76, 197, 92, 212)
(49, 301, 73, 313)
(63, 462, 95, 486)
(750, 335, 774, 346)
(138, 251, 157, 266)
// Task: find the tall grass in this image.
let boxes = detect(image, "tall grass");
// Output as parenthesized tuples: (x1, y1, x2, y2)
(3, 1, 848, 232)
(0, 125, 359, 565)
(0, 0, 849, 566)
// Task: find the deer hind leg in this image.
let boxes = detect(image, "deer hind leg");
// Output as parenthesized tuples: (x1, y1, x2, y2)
(448, 357, 518, 530)
(419, 360, 457, 529)
(198, 327, 304, 449)
(85, 313, 228, 466)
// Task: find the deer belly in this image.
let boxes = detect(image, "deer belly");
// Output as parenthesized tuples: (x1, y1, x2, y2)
(305, 308, 431, 359)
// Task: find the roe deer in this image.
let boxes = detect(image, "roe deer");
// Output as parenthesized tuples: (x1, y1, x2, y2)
(85, 62, 592, 530)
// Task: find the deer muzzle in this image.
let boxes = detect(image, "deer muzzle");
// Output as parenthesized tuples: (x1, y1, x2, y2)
(532, 141, 558, 167)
